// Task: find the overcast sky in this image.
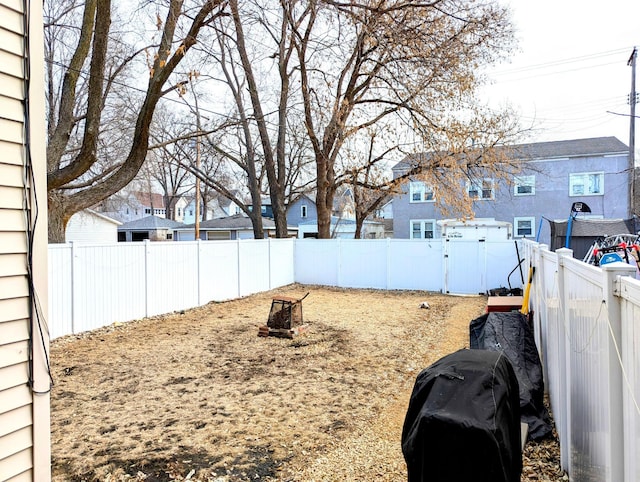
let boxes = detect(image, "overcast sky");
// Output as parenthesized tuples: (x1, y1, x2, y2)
(482, 0, 639, 150)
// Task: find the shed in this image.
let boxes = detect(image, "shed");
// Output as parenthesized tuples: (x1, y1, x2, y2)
(65, 209, 122, 243)
(117, 215, 185, 242)
(437, 218, 513, 241)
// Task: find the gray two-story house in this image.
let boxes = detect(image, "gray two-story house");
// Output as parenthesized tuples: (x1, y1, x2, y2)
(392, 137, 632, 247)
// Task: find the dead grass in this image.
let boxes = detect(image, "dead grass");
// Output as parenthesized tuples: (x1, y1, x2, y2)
(50, 284, 563, 481)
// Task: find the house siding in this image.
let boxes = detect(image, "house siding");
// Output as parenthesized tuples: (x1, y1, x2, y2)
(286, 196, 318, 227)
(392, 140, 631, 246)
(0, 1, 50, 481)
(65, 211, 120, 243)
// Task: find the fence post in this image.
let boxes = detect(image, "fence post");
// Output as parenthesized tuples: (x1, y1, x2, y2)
(555, 247, 573, 472)
(268, 238, 272, 290)
(602, 262, 636, 482)
(70, 241, 77, 335)
(337, 239, 342, 288)
(197, 239, 202, 306)
(533, 243, 548, 378)
(386, 237, 391, 290)
(236, 240, 241, 297)
(144, 239, 151, 318)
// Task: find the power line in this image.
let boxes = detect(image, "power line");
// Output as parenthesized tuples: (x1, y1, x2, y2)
(491, 47, 630, 76)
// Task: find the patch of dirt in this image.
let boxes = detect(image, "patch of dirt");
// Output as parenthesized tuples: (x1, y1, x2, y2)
(50, 284, 564, 481)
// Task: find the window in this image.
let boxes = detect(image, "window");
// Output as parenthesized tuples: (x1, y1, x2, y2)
(569, 172, 604, 196)
(301, 205, 308, 218)
(467, 179, 494, 200)
(514, 217, 535, 238)
(410, 219, 435, 239)
(177, 208, 182, 216)
(144, 208, 151, 214)
(514, 175, 535, 196)
(410, 181, 434, 202)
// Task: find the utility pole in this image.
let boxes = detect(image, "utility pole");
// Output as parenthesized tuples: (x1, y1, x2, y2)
(190, 72, 202, 240)
(628, 47, 637, 217)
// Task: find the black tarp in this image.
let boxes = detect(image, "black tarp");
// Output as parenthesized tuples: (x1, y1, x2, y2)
(470, 311, 552, 440)
(401, 349, 522, 482)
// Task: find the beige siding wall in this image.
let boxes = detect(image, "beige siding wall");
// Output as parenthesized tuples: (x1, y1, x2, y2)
(0, 0, 50, 481)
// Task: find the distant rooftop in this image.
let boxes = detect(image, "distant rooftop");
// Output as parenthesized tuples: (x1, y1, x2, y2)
(118, 215, 185, 230)
(392, 136, 629, 171)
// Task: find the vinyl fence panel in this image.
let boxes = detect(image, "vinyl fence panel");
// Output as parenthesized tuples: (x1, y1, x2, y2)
(268, 238, 295, 289)
(238, 240, 271, 297)
(294, 240, 340, 286)
(198, 241, 240, 302)
(386, 240, 442, 291)
(336, 239, 389, 289)
(619, 278, 640, 482)
(146, 242, 199, 317)
(525, 241, 640, 482)
(47, 245, 72, 339)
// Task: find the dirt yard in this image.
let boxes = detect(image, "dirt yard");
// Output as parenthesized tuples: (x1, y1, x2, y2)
(50, 284, 564, 481)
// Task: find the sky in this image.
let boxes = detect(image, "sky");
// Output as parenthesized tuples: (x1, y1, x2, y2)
(482, 0, 640, 151)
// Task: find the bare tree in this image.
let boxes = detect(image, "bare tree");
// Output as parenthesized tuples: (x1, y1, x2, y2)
(284, 0, 522, 238)
(45, 0, 227, 242)
(146, 111, 199, 220)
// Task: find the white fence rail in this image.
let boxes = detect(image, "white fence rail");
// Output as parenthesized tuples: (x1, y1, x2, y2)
(48, 238, 523, 339)
(525, 241, 640, 482)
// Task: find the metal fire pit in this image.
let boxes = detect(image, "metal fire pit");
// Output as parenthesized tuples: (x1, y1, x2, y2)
(258, 292, 309, 338)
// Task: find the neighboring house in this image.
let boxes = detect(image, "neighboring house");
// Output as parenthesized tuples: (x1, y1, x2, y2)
(117, 215, 185, 242)
(97, 190, 190, 223)
(297, 216, 385, 239)
(286, 194, 318, 227)
(0, 1, 51, 479)
(175, 214, 295, 240)
(392, 137, 632, 247)
(182, 192, 245, 224)
(65, 210, 122, 243)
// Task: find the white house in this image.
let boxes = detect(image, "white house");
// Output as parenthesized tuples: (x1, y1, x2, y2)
(65, 209, 122, 243)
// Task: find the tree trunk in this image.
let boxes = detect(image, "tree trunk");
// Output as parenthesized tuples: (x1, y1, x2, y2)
(47, 192, 72, 243)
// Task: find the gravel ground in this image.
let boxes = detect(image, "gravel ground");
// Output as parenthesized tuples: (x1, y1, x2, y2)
(49, 284, 565, 481)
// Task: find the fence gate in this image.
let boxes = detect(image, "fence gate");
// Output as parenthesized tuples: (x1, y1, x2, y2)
(443, 239, 487, 295)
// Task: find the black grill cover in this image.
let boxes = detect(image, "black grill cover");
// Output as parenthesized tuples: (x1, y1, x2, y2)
(401, 349, 522, 482)
(470, 311, 552, 440)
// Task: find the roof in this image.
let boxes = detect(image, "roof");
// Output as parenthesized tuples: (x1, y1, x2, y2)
(509, 137, 628, 160)
(133, 191, 165, 208)
(392, 136, 629, 171)
(85, 209, 122, 226)
(181, 214, 276, 230)
(118, 215, 186, 230)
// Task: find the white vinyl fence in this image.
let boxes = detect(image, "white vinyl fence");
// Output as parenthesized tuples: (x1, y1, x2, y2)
(524, 241, 640, 482)
(48, 238, 523, 339)
(48, 239, 296, 339)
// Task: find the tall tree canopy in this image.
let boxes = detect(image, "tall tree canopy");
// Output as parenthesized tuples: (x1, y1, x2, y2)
(45, 0, 227, 242)
(45, 0, 522, 241)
